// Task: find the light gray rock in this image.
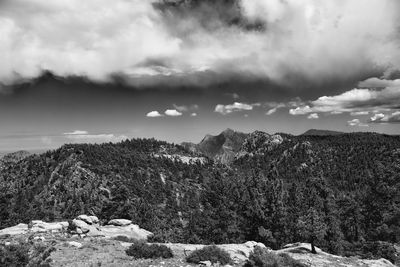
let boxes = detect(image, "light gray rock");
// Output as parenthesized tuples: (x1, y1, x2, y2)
(68, 241, 83, 248)
(278, 243, 396, 267)
(199, 260, 212, 266)
(101, 224, 152, 240)
(107, 219, 132, 226)
(77, 215, 94, 225)
(160, 241, 265, 263)
(30, 220, 68, 233)
(71, 219, 91, 234)
(89, 216, 99, 224)
(70, 219, 104, 236)
(0, 223, 28, 236)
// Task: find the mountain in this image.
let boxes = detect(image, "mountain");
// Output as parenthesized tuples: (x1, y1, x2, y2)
(301, 129, 344, 136)
(182, 128, 248, 164)
(1, 131, 400, 264)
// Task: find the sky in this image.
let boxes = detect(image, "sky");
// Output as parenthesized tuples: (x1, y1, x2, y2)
(1, 0, 400, 152)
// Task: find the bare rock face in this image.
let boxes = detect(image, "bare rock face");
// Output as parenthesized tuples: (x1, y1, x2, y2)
(76, 215, 99, 225)
(0, 223, 29, 236)
(107, 219, 132, 226)
(68, 215, 152, 240)
(278, 243, 396, 267)
(101, 224, 153, 240)
(0, 220, 69, 236)
(154, 241, 266, 264)
(30, 220, 69, 233)
(0, 215, 153, 241)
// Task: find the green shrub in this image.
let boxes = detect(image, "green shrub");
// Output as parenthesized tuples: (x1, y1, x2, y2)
(0, 241, 56, 267)
(244, 246, 307, 267)
(125, 241, 173, 259)
(186, 245, 231, 265)
(0, 243, 30, 267)
(342, 241, 399, 264)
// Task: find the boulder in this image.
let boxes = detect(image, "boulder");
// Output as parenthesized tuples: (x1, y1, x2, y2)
(0, 223, 28, 236)
(278, 243, 396, 267)
(70, 219, 104, 237)
(76, 215, 94, 225)
(89, 216, 99, 224)
(101, 224, 153, 240)
(107, 219, 132, 226)
(30, 220, 68, 233)
(76, 215, 99, 225)
(71, 219, 91, 234)
(68, 241, 83, 248)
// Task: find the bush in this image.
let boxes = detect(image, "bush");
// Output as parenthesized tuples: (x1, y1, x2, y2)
(0, 243, 30, 267)
(186, 245, 231, 265)
(342, 241, 399, 264)
(244, 246, 307, 267)
(0, 241, 56, 267)
(125, 241, 173, 259)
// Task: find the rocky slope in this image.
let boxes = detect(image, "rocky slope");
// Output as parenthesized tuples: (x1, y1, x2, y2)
(0, 219, 396, 267)
(182, 128, 248, 164)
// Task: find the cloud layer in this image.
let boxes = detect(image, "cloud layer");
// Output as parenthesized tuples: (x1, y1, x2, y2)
(1, 0, 400, 89)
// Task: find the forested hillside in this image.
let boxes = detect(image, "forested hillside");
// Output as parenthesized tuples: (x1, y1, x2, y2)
(0, 131, 399, 262)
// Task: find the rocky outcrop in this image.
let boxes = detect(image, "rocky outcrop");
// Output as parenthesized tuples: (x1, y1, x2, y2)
(183, 128, 248, 164)
(108, 219, 133, 226)
(30, 220, 69, 233)
(0, 220, 69, 236)
(277, 243, 396, 267)
(239, 131, 284, 156)
(70, 215, 152, 240)
(0, 223, 29, 236)
(0, 215, 153, 241)
(129, 241, 267, 264)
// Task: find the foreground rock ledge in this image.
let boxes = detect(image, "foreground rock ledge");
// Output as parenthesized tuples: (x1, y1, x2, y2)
(0, 215, 153, 240)
(0, 219, 396, 267)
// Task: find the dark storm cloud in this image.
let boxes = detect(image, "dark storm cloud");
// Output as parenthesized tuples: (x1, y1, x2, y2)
(0, 0, 400, 90)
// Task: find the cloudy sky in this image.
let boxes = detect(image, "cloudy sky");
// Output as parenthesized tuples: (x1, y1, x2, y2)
(1, 0, 400, 152)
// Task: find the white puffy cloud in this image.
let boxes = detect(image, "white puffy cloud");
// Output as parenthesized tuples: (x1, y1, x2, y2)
(307, 113, 319, 119)
(173, 104, 199, 113)
(63, 130, 89, 135)
(63, 130, 127, 143)
(266, 108, 277, 115)
(370, 111, 400, 123)
(215, 102, 259, 115)
(289, 105, 313, 115)
(190, 112, 197, 117)
(370, 113, 385, 122)
(289, 81, 400, 117)
(146, 111, 163, 117)
(164, 109, 182, 116)
(1, 0, 400, 88)
(350, 111, 369, 116)
(347, 119, 368, 127)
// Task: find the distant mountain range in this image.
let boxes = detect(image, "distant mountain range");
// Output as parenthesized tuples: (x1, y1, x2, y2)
(301, 129, 344, 136)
